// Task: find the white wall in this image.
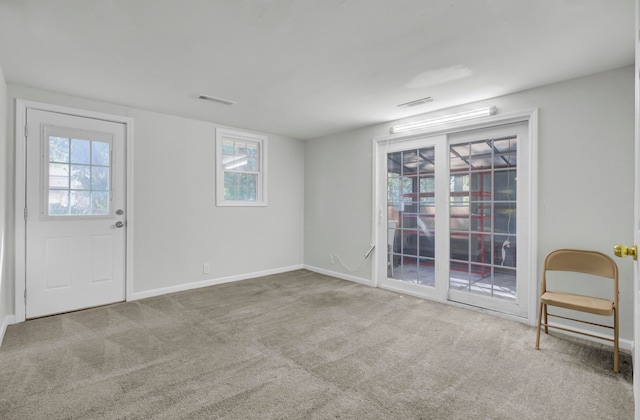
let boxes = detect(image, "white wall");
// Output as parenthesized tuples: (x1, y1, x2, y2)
(130, 108, 305, 294)
(0, 64, 10, 342)
(304, 66, 635, 341)
(4, 85, 305, 314)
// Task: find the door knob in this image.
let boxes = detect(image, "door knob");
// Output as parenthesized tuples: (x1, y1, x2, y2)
(115, 221, 125, 228)
(613, 244, 637, 260)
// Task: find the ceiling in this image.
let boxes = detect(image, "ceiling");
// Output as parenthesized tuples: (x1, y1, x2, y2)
(0, 0, 634, 140)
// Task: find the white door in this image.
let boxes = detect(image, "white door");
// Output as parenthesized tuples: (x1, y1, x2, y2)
(445, 122, 530, 317)
(25, 109, 126, 318)
(378, 134, 448, 300)
(627, 2, 640, 414)
(633, 1, 639, 413)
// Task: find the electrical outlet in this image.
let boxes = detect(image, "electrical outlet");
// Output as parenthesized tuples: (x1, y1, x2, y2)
(330, 255, 335, 264)
(203, 263, 211, 274)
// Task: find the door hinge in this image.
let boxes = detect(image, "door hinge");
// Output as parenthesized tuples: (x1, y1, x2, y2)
(24, 289, 27, 303)
(24, 124, 28, 137)
(24, 208, 28, 220)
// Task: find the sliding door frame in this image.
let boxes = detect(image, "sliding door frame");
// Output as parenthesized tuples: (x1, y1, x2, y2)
(372, 108, 538, 323)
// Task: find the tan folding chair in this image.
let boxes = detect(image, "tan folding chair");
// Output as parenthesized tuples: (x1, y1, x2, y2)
(535, 249, 619, 372)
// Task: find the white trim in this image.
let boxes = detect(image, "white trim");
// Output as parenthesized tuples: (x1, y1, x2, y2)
(14, 102, 26, 323)
(371, 138, 380, 287)
(539, 321, 633, 354)
(14, 99, 134, 323)
(526, 109, 539, 324)
(303, 264, 373, 287)
(131, 265, 304, 300)
(378, 281, 446, 302)
(125, 119, 135, 303)
(0, 315, 16, 346)
(633, 0, 639, 411)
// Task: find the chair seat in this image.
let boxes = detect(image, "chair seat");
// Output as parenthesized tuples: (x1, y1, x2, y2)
(541, 290, 614, 316)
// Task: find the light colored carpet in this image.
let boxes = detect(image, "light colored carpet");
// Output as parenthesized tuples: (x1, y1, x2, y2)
(0, 269, 633, 419)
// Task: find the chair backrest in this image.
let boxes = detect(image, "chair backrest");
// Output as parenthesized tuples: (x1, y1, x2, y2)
(542, 248, 618, 297)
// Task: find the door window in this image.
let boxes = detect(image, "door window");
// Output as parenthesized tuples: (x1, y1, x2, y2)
(449, 136, 517, 300)
(387, 147, 436, 285)
(46, 134, 112, 217)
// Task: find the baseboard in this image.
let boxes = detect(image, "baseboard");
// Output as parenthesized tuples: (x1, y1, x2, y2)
(541, 320, 633, 353)
(303, 264, 373, 287)
(0, 314, 16, 347)
(130, 264, 304, 301)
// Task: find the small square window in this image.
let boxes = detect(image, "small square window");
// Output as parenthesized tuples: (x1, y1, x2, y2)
(216, 128, 267, 206)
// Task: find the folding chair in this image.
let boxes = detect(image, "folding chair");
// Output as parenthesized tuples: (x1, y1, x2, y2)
(535, 248, 619, 372)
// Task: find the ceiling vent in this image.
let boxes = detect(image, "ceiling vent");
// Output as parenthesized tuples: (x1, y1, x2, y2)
(198, 94, 236, 106)
(397, 97, 434, 108)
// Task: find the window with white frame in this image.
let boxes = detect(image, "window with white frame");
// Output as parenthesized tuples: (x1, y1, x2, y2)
(216, 128, 267, 206)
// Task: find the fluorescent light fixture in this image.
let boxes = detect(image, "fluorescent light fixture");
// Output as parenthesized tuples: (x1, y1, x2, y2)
(391, 106, 497, 134)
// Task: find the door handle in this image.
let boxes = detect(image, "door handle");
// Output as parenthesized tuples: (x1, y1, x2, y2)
(115, 221, 125, 228)
(613, 244, 637, 260)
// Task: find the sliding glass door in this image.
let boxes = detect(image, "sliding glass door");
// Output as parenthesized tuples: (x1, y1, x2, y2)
(446, 123, 531, 315)
(376, 122, 531, 318)
(380, 135, 447, 300)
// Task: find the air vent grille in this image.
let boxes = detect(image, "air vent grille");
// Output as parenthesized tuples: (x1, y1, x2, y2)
(198, 94, 235, 106)
(397, 97, 434, 108)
